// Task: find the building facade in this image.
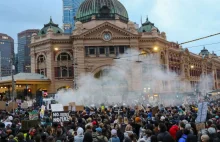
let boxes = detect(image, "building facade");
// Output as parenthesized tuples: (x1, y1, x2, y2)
(63, 0, 84, 34)
(17, 29, 39, 73)
(30, 0, 220, 96)
(0, 33, 14, 77)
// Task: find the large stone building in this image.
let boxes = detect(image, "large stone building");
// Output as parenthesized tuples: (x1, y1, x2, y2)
(30, 0, 220, 96)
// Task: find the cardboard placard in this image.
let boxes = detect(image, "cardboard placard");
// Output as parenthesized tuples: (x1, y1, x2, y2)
(196, 123, 205, 131)
(21, 102, 29, 109)
(7, 102, 18, 111)
(51, 104, 64, 112)
(75, 105, 84, 111)
(21, 120, 39, 130)
(52, 111, 69, 123)
(0, 101, 6, 110)
(152, 106, 158, 116)
(63, 106, 69, 111)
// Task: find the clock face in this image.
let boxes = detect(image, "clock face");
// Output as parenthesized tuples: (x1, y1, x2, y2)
(103, 32, 111, 41)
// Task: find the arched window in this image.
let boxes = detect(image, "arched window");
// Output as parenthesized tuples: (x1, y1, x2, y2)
(57, 52, 71, 61)
(37, 55, 45, 63)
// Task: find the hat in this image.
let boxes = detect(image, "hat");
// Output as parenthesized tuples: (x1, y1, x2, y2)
(135, 117, 141, 123)
(201, 134, 209, 141)
(8, 116, 13, 121)
(96, 127, 102, 133)
(160, 116, 165, 121)
(185, 124, 191, 130)
(111, 129, 117, 136)
(208, 127, 216, 134)
(92, 121, 97, 126)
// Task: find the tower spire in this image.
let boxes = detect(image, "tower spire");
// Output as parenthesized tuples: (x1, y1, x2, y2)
(146, 15, 148, 21)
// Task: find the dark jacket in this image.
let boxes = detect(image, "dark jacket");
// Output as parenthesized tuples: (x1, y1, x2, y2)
(157, 131, 174, 142)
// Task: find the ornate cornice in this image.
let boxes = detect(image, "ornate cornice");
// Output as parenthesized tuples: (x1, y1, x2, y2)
(30, 39, 72, 48)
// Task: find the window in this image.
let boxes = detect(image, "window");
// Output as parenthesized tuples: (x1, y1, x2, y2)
(99, 47, 105, 54)
(61, 66, 68, 77)
(57, 52, 71, 61)
(38, 55, 45, 63)
(119, 47, 125, 54)
(89, 48, 95, 55)
(2, 36, 8, 39)
(109, 47, 115, 54)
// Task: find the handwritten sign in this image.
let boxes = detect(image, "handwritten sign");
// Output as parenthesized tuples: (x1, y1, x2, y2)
(0, 101, 6, 110)
(75, 106, 84, 111)
(52, 111, 69, 123)
(51, 104, 64, 112)
(196, 102, 208, 123)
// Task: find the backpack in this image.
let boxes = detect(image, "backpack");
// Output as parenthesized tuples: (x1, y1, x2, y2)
(96, 136, 105, 142)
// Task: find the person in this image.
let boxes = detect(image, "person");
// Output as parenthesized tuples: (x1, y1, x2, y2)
(178, 129, 190, 142)
(93, 127, 108, 142)
(109, 129, 120, 142)
(169, 123, 179, 140)
(207, 127, 220, 142)
(74, 127, 84, 142)
(176, 122, 185, 141)
(201, 134, 209, 142)
(157, 123, 174, 142)
(83, 132, 93, 142)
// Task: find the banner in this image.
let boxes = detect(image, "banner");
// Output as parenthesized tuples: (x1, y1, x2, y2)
(21, 120, 39, 130)
(52, 111, 69, 123)
(196, 102, 208, 123)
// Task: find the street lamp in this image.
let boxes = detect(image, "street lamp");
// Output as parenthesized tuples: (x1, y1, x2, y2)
(190, 65, 194, 69)
(153, 46, 159, 51)
(54, 47, 59, 51)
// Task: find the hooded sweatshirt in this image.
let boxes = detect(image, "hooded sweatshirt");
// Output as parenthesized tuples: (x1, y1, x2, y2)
(74, 127, 84, 142)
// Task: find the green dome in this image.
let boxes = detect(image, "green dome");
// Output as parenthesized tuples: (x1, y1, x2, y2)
(138, 17, 160, 33)
(38, 17, 63, 36)
(76, 0, 128, 23)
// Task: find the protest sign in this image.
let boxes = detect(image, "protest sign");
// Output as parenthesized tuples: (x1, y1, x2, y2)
(29, 110, 38, 120)
(16, 99, 22, 104)
(75, 105, 84, 111)
(152, 106, 158, 116)
(21, 120, 39, 131)
(21, 102, 29, 109)
(52, 111, 69, 123)
(7, 102, 18, 111)
(0, 101, 6, 110)
(51, 104, 64, 112)
(63, 106, 69, 111)
(196, 102, 208, 123)
(68, 102, 76, 111)
(196, 123, 205, 131)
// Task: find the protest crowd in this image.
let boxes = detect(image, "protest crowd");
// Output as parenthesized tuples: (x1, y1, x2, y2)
(0, 98, 220, 142)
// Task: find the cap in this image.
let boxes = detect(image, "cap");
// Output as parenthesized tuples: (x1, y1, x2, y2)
(111, 129, 117, 136)
(96, 127, 102, 133)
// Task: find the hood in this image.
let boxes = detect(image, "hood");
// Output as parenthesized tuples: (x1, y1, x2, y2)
(77, 127, 84, 136)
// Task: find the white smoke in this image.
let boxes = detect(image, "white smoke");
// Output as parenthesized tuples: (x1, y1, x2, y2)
(55, 49, 214, 107)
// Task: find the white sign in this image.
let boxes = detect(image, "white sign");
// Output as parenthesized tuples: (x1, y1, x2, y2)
(51, 104, 64, 112)
(21, 102, 29, 109)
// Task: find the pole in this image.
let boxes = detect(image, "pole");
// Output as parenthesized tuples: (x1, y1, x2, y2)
(73, 46, 77, 90)
(11, 54, 15, 113)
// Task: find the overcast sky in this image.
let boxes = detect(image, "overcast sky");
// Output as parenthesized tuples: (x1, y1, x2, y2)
(0, 0, 219, 54)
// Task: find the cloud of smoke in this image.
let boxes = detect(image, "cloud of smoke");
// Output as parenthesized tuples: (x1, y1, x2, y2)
(55, 49, 214, 107)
